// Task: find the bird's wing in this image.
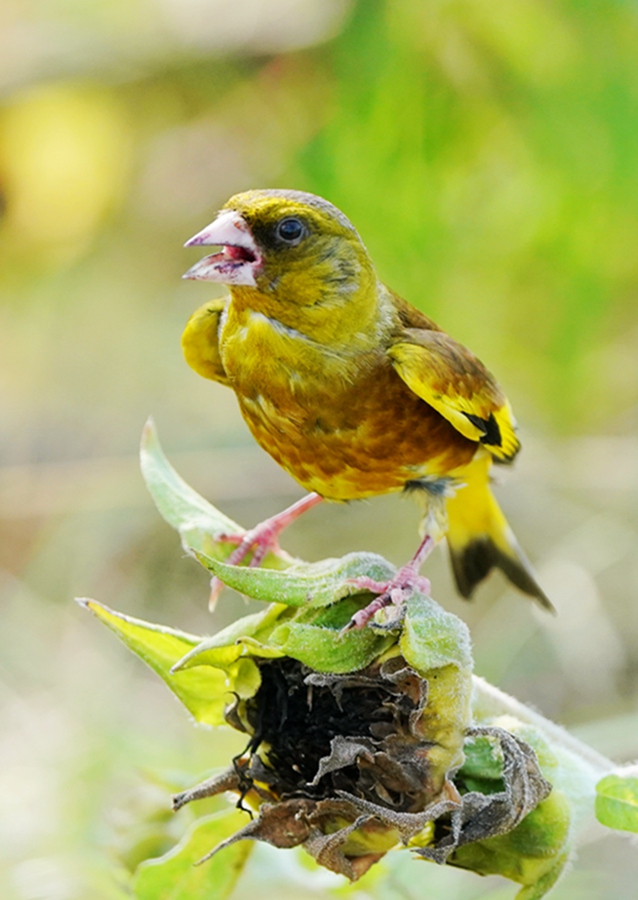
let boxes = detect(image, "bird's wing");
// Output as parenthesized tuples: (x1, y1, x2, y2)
(388, 328, 520, 462)
(181, 298, 230, 386)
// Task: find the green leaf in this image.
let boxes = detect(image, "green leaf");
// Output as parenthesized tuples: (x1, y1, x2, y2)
(140, 418, 242, 560)
(400, 594, 473, 674)
(174, 597, 393, 676)
(269, 596, 395, 672)
(78, 599, 229, 725)
(140, 420, 290, 571)
(595, 769, 638, 832)
(514, 854, 570, 900)
(173, 604, 288, 684)
(133, 809, 252, 900)
(195, 550, 396, 607)
(269, 621, 387, 673)
(460, 734, 505, 783)
(451, 791, 571, 898)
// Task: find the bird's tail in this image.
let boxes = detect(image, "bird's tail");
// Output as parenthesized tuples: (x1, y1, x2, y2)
(444, 453, 553, 611)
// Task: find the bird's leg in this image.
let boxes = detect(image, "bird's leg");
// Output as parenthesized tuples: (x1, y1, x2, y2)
(209, 492, 323, 609)
(343, 534, 435, 631)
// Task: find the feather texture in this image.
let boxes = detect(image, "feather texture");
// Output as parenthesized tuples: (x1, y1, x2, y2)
(182, 189, 549, 608)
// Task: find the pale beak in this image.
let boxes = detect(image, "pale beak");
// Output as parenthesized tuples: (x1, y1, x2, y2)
(183, 209, 261, 286)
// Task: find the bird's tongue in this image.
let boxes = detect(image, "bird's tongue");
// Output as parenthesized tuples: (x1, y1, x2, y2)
(182, 244, 259, 284)
(225, 244, 256, 263)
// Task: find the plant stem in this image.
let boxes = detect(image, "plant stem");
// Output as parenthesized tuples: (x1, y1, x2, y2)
(472, 675, 613, 776)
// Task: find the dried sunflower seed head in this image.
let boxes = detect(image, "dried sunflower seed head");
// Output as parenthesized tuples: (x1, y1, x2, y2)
(173, 626, 550, 882)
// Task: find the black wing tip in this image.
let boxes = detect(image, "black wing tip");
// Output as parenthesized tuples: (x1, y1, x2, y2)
(460, 411, 521, 464)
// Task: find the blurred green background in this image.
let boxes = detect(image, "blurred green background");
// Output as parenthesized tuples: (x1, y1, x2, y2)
(1, 1, 638, 897)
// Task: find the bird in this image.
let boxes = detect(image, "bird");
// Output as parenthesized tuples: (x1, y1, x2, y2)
(181, 188, 552, 628)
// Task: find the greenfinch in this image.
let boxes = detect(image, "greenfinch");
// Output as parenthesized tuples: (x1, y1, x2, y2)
(182, 189, 551, 626)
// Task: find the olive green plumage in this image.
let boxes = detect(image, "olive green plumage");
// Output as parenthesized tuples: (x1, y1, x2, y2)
(182, 189, 551, 609)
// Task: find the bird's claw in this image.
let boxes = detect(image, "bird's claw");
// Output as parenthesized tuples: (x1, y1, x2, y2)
(207, 494, 324, 611)
(208, 526, 286, 610)
(342, 569, 431, 632)
(214, 527, 284, 558)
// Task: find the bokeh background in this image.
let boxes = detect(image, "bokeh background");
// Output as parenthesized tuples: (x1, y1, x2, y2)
(2, 1, 638, 898)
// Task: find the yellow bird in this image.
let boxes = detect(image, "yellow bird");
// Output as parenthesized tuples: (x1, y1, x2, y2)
(182, 189, 552, 627)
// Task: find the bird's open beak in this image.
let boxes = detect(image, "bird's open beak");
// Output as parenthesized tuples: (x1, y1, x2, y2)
(183, 210, 261, 286)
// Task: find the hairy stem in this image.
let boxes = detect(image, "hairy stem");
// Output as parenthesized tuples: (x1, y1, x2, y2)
(472, 675, 613, 776)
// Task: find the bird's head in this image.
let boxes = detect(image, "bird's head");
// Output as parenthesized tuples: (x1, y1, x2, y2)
(183, 189, 377, 315)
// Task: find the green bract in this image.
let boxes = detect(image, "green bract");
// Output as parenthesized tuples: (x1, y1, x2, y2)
(81, 423, 627, 900)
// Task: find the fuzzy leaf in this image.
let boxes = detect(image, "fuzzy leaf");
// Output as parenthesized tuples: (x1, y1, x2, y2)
(133, 809, 252, 900)
(140, 420, 291, 574)
(514, 858, 570, 900)
(268, 597, 395, 673)
(450, 795, 570, 900)
(400, 594, 473, 674)
(194, 550, 396, 608)
(140, 418, 240, 558)
(176, 598, 392, 676)
(178, 604, 286, 660)
(595, 769, 638, 833)
(461, 733, 506, 784)
(171, 604, 288, 675)
(78, 599, 228, 725)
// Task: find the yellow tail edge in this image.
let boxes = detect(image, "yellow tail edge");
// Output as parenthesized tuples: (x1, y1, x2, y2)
(445, 454, 554, 612)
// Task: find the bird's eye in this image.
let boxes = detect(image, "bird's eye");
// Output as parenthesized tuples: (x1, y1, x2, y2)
(276, 217, 305, 244)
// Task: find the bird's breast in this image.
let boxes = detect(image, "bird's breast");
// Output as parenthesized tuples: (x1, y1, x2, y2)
(220, 308, 476, 500)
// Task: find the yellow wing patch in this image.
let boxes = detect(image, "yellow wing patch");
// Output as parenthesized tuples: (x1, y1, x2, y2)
(182, 298, 230, 385)
(488, 402, 520, 461)
(388, 331, 520, 463)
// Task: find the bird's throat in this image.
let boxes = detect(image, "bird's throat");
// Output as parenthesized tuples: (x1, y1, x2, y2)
(227, 274, 392, 354)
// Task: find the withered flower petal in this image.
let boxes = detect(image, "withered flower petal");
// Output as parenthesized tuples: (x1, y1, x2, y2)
(174, 652, 550, 881)
(415, 726, 552, 865)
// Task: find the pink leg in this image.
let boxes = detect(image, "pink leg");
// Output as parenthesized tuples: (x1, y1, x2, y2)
(343, 534, 435, 631)
(209, 492, 323, 609)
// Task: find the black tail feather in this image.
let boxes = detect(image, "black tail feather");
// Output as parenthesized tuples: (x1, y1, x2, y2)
(448, 536, 554, 612)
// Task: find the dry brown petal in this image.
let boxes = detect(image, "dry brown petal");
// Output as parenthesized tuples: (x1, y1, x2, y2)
(172, 767, 240, 812)
(415, 725, 553, 865)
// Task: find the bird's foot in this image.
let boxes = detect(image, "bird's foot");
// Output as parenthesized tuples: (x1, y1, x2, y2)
(208, 528, 286, 611)
(208, 492, 323, 610)
(342, 535, 434, 632)
(342, 569, 431, 632)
